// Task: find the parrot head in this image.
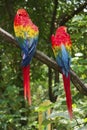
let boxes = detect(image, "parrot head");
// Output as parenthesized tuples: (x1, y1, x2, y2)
(14, 9, 31, 26)
(17, 9, 29, 17)
(51, 26, 72, 48)
(56, 26, 67, 34)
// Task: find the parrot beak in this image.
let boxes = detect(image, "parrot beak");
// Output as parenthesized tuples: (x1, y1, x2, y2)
(64, 27, 67, 32)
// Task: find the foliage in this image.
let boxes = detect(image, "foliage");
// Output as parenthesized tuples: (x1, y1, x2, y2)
(0, 0, 87, 129)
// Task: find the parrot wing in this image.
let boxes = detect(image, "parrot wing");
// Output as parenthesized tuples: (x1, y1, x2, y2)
(55, 44, 71, 76)
(21, 34, 38, 66)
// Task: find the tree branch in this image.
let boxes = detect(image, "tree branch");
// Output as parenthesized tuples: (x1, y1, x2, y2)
(49, 0, 58, 37)
(58, 1, 87, 26)
(48, 0, 59, 102)
(0, 27, 87, 95)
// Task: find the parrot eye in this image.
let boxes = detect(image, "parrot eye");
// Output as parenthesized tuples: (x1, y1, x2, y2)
(18, 13, 22, 16)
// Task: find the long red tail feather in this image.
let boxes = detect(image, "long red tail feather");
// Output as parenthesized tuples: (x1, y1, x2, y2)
(22, 65, 31, 105)
(62, 73, 73, 119)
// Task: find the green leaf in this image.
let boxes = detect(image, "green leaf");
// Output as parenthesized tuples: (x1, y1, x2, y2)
(48, 112, 70, 120)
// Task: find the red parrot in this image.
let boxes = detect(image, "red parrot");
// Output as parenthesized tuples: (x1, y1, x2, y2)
(51, 26, 73, 119)
(14, 9, 39, 105)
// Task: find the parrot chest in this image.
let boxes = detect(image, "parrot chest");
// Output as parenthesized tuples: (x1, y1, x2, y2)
(14, 25, 38, 39)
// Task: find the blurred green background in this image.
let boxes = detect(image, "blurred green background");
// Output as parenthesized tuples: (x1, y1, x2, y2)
(0, 0, 87, 129)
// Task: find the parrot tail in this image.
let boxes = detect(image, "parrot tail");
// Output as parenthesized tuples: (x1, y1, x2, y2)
(22, 65, 31, 105)
(62, 73, 73, 119)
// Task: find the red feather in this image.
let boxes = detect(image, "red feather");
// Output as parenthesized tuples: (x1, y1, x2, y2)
(22, 65, 31, 105)
(62, 73, 73, 119)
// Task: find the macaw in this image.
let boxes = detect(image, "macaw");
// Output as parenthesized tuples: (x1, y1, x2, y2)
(51, 26, 73, 119)
(14, 9, 39, 105)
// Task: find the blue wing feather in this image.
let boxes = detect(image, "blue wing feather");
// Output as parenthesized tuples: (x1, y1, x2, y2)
(21, 37, 38, 66)
(56, 44, 71, 77)
(16, 35, 38, 67)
